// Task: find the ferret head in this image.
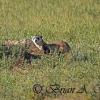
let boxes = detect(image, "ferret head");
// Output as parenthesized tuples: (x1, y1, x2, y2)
(31, 35, 44, 50)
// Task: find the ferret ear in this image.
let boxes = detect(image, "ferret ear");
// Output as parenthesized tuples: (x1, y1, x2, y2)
(31, 36, 35, 39)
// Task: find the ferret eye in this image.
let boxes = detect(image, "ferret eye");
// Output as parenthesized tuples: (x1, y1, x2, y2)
(37, 37, 40, 40)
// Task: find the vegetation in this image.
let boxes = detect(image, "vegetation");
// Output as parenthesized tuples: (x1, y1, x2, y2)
(0, 0, 100, 100)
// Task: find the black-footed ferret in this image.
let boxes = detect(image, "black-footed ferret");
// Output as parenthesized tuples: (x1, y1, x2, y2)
(31, 35, 71, 55)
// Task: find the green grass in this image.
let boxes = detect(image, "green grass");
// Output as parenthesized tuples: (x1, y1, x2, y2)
(0, 0, 100, 100)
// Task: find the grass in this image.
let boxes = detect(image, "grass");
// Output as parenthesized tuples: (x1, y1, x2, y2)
(0, 0, 100, 100)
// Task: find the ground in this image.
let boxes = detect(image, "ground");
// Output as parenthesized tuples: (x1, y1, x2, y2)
(0, 0, 100, 100)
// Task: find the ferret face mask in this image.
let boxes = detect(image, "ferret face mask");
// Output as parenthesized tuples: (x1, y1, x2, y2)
(32, 35, 43, 44)
(31, 35, 43, 50)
